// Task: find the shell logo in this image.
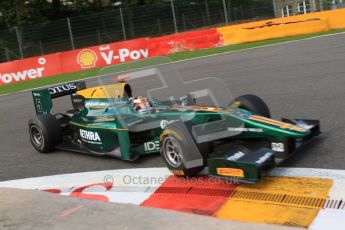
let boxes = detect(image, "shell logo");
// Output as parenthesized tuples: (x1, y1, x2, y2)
(77, 49, 98, 69)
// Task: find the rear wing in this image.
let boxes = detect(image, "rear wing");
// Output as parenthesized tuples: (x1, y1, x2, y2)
(32, 81, 86, 115)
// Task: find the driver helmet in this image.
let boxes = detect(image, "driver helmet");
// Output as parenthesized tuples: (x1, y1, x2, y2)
(129, 96, 153, 113)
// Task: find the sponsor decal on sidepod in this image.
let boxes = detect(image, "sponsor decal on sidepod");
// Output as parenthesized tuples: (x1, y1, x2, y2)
(144, 141, 160, 152)
(80, 129, 102, 144)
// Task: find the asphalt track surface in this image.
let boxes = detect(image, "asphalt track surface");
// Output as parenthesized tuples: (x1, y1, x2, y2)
(1, 33, 345, 181)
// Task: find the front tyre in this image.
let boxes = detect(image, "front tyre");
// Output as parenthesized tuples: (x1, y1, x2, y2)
(160, 121, 205, 177)
(28, 114, 62, 153)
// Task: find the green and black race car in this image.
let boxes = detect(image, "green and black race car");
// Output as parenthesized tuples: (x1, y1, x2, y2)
(28, 78, 320, 183)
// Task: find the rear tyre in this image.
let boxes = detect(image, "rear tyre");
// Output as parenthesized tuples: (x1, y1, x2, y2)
(160, 121, 208, 177)
(231, 94, 271, 118)
(28, 114, 62, 153)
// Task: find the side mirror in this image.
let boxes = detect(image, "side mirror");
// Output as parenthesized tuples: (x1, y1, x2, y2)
(180, 93, 196, 106)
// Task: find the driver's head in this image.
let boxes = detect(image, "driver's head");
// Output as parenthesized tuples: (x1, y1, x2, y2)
(129, 96, 153, 114)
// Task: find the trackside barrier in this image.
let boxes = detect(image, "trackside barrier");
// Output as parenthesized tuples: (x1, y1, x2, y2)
(147, 29, 222, 56)
(217, 8, 345, 45)
(0, 29, 222, 86)
(60, 38, 149, 73)
(0, 54, 63, 85)
(0, 9, 344, 86)
(219, 19, 330, 45)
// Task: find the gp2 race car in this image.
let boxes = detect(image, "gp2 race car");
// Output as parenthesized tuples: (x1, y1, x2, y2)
(28, 79, 320, 183)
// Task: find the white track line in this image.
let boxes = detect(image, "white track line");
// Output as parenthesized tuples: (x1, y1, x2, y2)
(1, 31, 345, 98)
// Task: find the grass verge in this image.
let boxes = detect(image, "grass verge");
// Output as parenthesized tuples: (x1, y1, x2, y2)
(1, 29, 344, 96)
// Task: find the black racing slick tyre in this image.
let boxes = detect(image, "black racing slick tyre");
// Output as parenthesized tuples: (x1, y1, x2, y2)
(28, 114, 62, 153)
(160, 121, 208, 177)
(231, 94, 271, 118)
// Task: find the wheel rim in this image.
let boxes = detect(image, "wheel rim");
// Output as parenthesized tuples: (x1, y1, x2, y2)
(163, 137, 183, 168)
(30, 126, 43, 146)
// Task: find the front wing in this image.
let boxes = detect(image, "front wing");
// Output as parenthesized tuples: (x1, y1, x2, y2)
(207, 119, 320, 183)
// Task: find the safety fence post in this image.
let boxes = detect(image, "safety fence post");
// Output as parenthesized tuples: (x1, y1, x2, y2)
(119, 8, 127, 40)
(222, 0, 229, 24)
(15, 27, 24, 59)
(170, 0, 178, 33)
(67, 18, 75, 50)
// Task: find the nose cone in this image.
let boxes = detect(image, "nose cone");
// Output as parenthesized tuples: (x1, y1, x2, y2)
(248, 115, 310, 138)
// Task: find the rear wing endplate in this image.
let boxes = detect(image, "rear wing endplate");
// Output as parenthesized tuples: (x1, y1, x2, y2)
(32, 81, 86, 115)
